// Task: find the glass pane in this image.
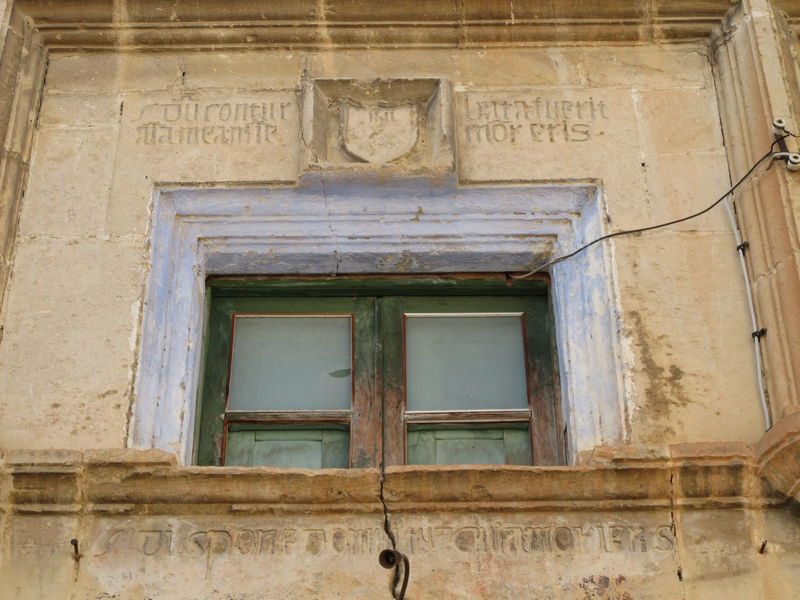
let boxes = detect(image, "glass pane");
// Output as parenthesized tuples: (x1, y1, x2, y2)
(228, 315, 352, 411)
(225, 427, 349, 468)
(407, 426, 532, 465)
(405, 314, 527, 411)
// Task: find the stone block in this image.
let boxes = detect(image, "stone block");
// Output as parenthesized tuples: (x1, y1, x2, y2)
(634, 86, 724, 153)
(181, 50, 304, 89)
(105, 89, 300, 235)
(6, 449, 82, 509)
(80, 513, 388, 599)
(304, 78, 453, 172)
(753, 168, 796, 271)
(83, 448, 177, 466)
(84, 464, 382, 509)
(0, 24, 24, 148)
(382, 465, 674, 507)
(753, 410, 800, 496)
(615, 232, 764, 445)
(0, 515, 79, 600)
(670, 441, 751, 460)
(6, 40, 44, 159)
(675, 508, 763, 598)
(672, 458, 752, 501)
(44, 53, 121, 92)
(18, 126, 117, 236)
(582, 444, 671, 466)
(759, 507, 800, 596)
(0, 237, 145, 450)
(579, 45, 712, 89)
(750, 255, 800, 419)
(382, 506, 681, 599)
(5, 448, 83, 466)
(305, 48, 583, 87)
(37, 92, 122, 127)
(643, 149, 733, 232)
(455, 87, 639, 182)
(45, 52, 185, 92)
(0, 150, 27, 255)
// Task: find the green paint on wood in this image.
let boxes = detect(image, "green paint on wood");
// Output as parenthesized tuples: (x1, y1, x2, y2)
(197, 278, 558, 467)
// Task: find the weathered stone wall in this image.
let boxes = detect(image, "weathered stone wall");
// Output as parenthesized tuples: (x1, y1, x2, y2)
(1, 1, 800, 599)
(0, 43, 765, 452)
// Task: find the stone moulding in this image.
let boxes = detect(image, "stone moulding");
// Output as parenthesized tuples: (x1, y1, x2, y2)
(130, 175, 625, 465)
(755, 410, 800, 504)
(14, 0, 739, 48)
(0, 446, 783, 516)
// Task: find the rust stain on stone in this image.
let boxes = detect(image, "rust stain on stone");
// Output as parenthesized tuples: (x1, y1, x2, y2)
(579, 575, 633, 600)
(628, 310, 689, 438)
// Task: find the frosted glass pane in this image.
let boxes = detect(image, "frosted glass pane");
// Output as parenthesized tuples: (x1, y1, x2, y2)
(405, 315, 527, 410)
(228, 316, 351, 411)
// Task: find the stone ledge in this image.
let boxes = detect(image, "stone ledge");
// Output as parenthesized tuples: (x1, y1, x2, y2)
(0, 445, 788, 516)
(15, 0, 735, 47)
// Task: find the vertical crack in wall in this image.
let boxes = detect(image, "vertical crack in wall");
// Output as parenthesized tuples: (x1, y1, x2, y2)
(67, 460, 88, 600)
(378, 465, 401, 598)
(668, 468, 686, 597)
(319, 176, 340, 275)
(379, 468, 397, 550)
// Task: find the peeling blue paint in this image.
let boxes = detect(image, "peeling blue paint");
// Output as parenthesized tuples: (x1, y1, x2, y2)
(132, 174, 625, 463)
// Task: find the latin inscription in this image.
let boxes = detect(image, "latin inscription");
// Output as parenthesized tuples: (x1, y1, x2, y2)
(95, 522, 673, 560)
(461, 92, 609, 144)
(133, 98, 293, 146)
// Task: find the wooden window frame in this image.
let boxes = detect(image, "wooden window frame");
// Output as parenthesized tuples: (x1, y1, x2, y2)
(195, 275, 562, 467)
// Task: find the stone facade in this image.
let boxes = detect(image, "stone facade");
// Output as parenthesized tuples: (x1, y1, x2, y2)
(0, 1, 800, 598)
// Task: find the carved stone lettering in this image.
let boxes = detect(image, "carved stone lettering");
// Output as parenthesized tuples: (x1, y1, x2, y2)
(133, 97, 291, 146)
(94, 522, 674, 560)
(461, 92, 609, 145)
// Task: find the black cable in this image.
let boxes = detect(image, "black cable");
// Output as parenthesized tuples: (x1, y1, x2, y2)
(772, 130, 798, 153)
(513, 137, 796, 279)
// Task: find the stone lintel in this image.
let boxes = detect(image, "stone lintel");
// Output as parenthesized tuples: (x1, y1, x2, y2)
(0, 445, 787, 516)
(15, 0, 735, 48)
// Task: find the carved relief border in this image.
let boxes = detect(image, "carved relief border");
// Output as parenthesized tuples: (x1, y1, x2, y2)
(131, 176, 625, 464)
(712, 0, 800, 421)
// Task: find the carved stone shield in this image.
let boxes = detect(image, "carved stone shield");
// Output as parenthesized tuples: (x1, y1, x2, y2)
(341, 101, 418, 163)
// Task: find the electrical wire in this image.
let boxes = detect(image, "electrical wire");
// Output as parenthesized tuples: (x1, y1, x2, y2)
(512, 130, 798, 431)
(722, 196, 771, 430)
(512, 133, 798, 279)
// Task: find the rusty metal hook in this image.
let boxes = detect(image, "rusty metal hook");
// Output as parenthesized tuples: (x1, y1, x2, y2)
(70, 538, 80, 562)
(378, 549, 409, 600)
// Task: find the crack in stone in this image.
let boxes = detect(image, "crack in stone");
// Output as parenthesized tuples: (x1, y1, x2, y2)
(379, 468, 401, 598)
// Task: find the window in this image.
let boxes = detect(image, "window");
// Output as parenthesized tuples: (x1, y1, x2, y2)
(195, 277, 562, 467)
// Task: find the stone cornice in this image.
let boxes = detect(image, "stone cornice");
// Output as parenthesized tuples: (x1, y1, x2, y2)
(14, 0, 735, 49)
(0, 444, 786, 517)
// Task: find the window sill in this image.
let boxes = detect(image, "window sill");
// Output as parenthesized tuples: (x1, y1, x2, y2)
(0, 445, 783, 515)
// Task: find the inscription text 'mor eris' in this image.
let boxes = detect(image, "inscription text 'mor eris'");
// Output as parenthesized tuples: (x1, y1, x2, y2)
(95, 522, 674, 561)
(462, 93, 610, 144)
(134, 98, 293, 146)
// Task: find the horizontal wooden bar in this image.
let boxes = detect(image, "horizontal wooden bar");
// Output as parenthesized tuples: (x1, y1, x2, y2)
(225, 411, 351, 424)
(404, 410, 531, 423)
